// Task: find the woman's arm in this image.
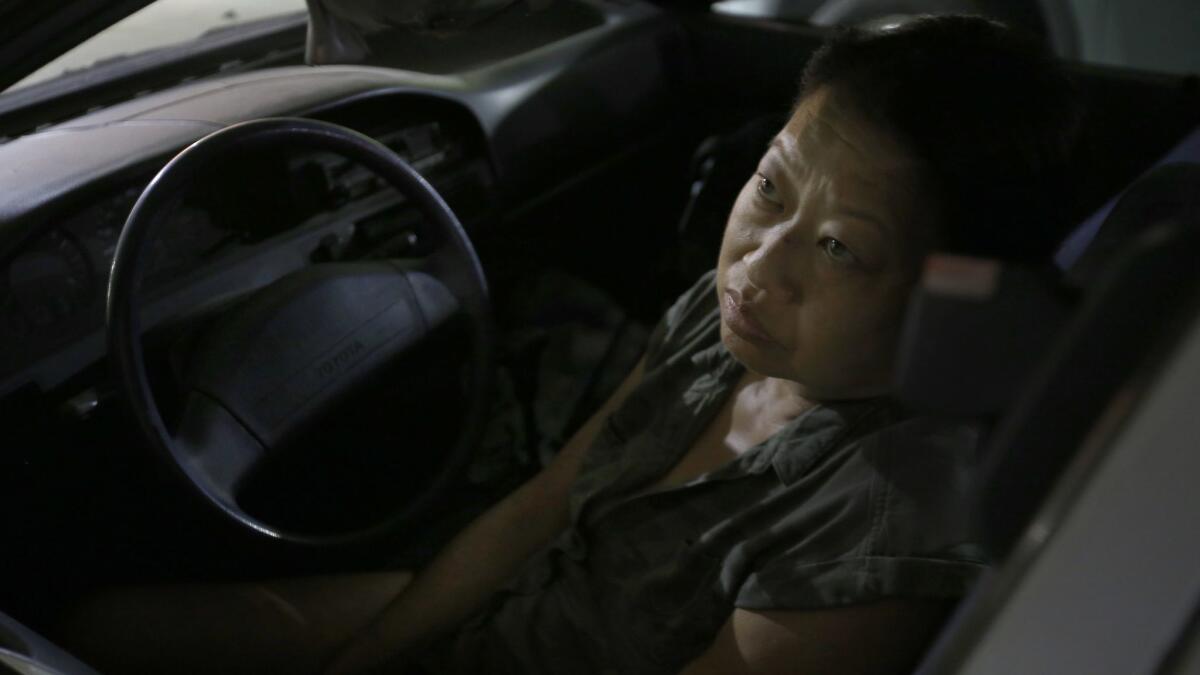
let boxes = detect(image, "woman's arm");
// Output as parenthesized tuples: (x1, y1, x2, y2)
(324, 358, 647, 674)
(678, 601, 953, 675)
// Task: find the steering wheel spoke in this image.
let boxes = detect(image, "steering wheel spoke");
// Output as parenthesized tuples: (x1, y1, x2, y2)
(390, 257, 463, 331)
(174, 391, 266, 501)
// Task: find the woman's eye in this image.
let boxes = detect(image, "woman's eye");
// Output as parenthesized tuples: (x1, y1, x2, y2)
(819, 237, 858, 265)
(755, 173, 779, 201)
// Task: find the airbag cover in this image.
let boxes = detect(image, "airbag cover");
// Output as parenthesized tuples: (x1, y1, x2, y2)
(188, 262, 453, 446)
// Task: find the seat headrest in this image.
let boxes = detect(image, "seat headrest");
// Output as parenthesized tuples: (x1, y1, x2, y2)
(893, 255, 1070, 418)
(896, 131, 1200, 419)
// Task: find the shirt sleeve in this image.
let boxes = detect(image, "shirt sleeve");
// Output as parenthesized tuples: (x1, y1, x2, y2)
(733, 417, 990, 611)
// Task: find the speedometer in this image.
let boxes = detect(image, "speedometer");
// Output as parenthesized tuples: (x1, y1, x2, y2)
(5, 230, 96, 331)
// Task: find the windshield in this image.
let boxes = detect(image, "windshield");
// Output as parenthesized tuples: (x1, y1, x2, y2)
(7, 0, 307, 92)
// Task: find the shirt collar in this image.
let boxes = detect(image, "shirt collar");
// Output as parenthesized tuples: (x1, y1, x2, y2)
(764, 398, 898, 484)
(684, 329, 901, 485)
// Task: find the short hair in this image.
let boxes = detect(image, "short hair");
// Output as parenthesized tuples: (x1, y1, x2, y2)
(799, 15, 1084, 265)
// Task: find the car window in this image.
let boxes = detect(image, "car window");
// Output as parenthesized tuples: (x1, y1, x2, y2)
(711, 0, 1200, 76)
(6, 0, 307, 93)
(1068, 0, 1200, 76)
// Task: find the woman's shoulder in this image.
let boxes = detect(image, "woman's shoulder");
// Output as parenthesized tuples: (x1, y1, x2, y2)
(735, 409, 989, 611)
(807, 406, 986, 558)
(855, 414, 987, 562)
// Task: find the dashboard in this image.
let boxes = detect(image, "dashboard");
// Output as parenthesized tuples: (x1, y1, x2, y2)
(0, 0, 685, 400)
(0, 0, 692, 644)
(0, 101, 493, 391)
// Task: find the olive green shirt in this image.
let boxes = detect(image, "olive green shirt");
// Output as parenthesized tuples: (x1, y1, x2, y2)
(423, 271, 987, 674)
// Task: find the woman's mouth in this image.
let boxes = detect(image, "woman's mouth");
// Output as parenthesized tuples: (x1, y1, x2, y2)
(721, 290, 777, 346)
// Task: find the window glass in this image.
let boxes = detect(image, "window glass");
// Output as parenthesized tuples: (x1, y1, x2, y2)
(1068, 0, 1200, 76)
(711, 0, 1200, 76)
(8, 0, 307, 92)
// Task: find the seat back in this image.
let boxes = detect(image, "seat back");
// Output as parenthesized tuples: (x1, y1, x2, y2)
(977, 159, 1200, 558)
(912, 134, 1200, 675)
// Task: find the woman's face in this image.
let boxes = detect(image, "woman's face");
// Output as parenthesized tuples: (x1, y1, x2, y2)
(716, 86, 936, 400)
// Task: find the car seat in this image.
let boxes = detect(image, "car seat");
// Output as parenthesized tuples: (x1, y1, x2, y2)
(905, 125, 1200, 674)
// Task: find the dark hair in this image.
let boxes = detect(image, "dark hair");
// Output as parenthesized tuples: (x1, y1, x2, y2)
(799, 15, 1084, 265)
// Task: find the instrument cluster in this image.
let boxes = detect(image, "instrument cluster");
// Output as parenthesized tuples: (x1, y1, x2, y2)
(0, 183, 233, 380)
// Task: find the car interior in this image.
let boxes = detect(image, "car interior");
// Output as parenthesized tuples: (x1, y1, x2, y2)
(1, 0, 1198, 673)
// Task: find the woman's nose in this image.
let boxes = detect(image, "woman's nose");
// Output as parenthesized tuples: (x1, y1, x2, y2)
(743, 224, 802, 300)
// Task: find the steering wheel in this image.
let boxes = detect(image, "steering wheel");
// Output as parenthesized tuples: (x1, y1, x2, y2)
(106, 118, 494, 546)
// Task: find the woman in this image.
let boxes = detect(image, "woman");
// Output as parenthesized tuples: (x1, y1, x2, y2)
(67, 15, 1082, 675)
(324, 15, 1081, 674)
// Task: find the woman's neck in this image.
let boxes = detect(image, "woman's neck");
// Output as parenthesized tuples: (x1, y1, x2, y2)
(740, 371, 818, 414)
(725, 372, 818, 454)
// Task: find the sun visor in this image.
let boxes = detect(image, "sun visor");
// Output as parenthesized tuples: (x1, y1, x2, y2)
(894, 255, 1072, 417)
